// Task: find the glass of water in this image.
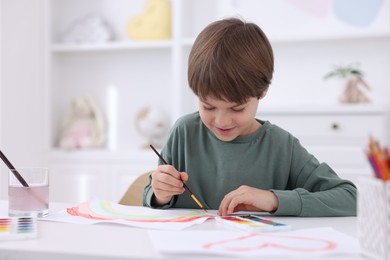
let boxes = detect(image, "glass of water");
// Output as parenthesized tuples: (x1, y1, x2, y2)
(8, 167, 49, 217)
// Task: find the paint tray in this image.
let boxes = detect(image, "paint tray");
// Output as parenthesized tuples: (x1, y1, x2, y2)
(217, 215, 291, 232)
(0, 216, 37, 240)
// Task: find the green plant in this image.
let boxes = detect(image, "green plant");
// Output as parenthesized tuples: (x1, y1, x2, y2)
(324, 64, 364, 80)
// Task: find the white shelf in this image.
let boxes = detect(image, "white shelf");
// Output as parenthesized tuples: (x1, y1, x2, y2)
(48, 148, 158, 162)
(51, 40, 173, 52)
(259, 103, 386, 115)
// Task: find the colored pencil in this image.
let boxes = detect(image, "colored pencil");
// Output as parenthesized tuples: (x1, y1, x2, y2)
(366, 137, 390, 181)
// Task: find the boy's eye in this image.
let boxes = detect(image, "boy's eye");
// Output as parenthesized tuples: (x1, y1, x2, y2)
(203, 106, 215, 111)
(232, 107, 245, 112)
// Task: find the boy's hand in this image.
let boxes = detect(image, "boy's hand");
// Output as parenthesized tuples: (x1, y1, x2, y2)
(218, 185, 279, 216)
(151, 165, 188, 206)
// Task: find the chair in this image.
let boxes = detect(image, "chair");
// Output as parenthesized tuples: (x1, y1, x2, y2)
(118, 171, 151, 206)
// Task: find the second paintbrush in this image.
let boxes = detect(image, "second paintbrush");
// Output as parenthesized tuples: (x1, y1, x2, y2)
(149, 145, 207, 212)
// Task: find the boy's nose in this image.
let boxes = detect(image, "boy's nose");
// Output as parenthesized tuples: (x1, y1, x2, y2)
(214, 112, 231, 127)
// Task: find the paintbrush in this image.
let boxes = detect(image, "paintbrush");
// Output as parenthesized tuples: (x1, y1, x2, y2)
(0, 150, 29, 187)
(149, 145, 208, 213)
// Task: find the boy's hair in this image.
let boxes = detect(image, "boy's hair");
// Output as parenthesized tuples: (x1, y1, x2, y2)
(188, 18, 274, 104)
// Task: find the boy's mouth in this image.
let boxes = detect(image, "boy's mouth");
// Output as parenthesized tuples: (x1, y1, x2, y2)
(215, 127, 235, 136)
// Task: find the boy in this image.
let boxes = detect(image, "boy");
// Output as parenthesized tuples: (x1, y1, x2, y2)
(143, 18, 357, 217)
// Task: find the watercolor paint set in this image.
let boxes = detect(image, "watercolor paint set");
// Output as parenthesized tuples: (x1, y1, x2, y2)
(0, 216, 37, 240)
(217, 214, 291, 232)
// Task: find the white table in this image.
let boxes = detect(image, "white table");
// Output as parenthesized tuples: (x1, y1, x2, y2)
(0, 201, 363, 260)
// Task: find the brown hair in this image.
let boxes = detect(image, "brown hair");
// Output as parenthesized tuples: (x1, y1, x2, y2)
(188, 18, 274, 104)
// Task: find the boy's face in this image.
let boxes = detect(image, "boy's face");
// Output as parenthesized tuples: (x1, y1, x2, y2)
(198, 96, 260, 142)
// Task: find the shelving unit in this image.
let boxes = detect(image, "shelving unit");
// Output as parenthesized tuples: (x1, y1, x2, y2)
(41, 0, 390, 202)
(46, 0, 217, 152)
(45, 0, 217, 202)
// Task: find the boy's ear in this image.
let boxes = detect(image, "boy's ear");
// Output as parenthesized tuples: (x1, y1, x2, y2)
(258, 88, 269, 100)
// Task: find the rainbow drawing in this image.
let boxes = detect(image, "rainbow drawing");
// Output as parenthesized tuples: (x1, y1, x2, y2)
(42, 199, 212, 230)
(67, 200, 209, 222)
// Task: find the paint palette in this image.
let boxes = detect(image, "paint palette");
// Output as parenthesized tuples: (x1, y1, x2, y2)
(0, 217, 37, 240)
(218, 215, 290, 232)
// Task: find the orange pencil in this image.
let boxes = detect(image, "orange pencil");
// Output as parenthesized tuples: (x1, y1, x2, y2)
(368, 137, 390, 181)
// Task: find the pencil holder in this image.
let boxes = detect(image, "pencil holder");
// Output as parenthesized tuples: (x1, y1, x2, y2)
(357, 177, 390, 260)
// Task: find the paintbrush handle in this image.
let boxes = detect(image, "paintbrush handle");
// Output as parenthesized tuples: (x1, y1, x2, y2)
(0, 150, 29, 187)
(149, 145, 207, 211)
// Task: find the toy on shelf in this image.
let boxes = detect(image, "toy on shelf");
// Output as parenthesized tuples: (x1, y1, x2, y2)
(59, 96, 106, 150)
(127, 0, 172, 41)
(135, 106, 169, 149)
(324, 63, 371, 104)
(61, 14, 114, 44)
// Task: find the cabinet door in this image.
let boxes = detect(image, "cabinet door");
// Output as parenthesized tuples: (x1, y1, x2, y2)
(49, 164, 110, 203)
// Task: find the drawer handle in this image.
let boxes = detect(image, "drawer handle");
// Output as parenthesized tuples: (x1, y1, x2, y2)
(331, 123, 339, 130)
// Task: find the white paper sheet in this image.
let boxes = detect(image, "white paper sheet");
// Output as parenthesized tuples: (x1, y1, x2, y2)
(149, 227, 360, 258)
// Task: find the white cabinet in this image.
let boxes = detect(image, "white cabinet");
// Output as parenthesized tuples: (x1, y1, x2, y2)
(258, 105, 387, 184)
(48, 150, 157, 202)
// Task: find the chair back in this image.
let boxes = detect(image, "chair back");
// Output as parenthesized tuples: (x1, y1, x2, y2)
(119, 171, 151, 206)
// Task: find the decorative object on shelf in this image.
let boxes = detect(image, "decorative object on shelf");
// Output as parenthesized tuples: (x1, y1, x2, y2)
(127, 0, 172, 41)
(324, 64, 371, 104)
(61, 14, 114, 44)
(217, 0, 388, 41)
(59, 96, 106, 150)
(135, 106, 169, 149)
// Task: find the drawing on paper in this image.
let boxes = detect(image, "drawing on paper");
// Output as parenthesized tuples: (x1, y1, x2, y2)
(203, 232, 337, 252)
(66, 200, 209, 222)
(42, 199, 210, 230)
(149, 227, 360, 257)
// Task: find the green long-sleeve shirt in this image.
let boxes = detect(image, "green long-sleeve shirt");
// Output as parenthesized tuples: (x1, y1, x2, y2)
(143, 112, 357, 216)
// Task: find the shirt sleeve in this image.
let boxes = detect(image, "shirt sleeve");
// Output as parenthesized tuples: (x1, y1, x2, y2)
(270, 140, 357, 217)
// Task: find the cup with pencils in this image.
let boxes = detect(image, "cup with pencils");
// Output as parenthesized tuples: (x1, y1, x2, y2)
(357, 136, 390, 260)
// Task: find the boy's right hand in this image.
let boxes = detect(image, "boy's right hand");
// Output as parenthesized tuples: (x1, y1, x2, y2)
(151, 165, 188, 206)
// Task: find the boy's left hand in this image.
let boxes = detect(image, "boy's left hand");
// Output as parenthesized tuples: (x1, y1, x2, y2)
(218, 185, 279, 216)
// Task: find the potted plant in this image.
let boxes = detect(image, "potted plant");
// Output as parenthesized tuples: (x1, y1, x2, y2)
(324, 64, 371, 104)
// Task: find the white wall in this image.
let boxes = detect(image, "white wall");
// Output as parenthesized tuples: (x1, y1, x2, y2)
(0, 0, 46, 198)
(264, 37, 390, 108)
